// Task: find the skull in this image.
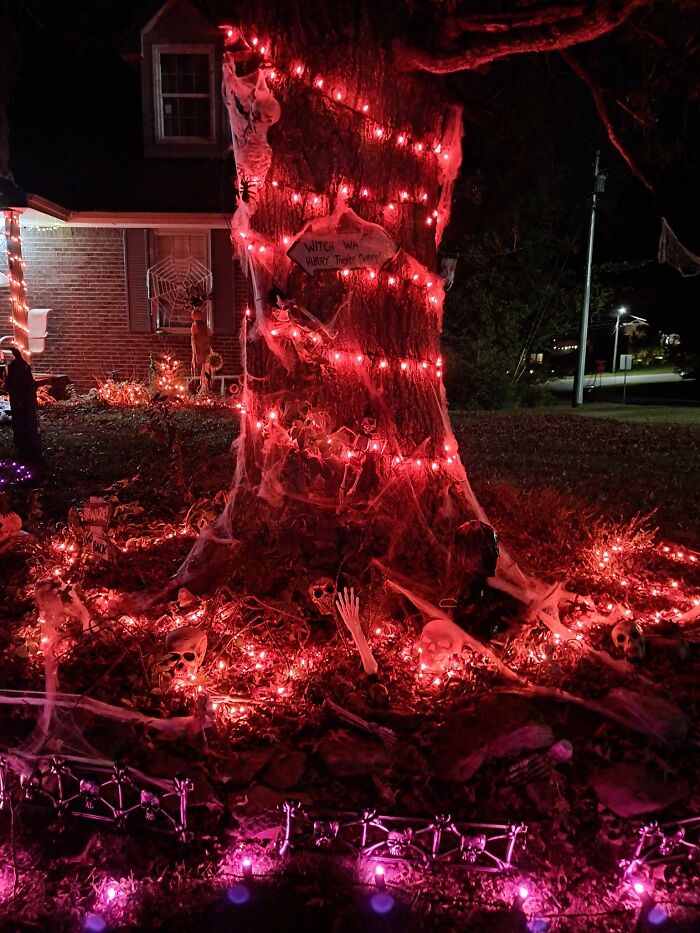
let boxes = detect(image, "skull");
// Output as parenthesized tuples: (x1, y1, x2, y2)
(611, 619, 645, 659)
(418, 618, 468, 670)
(308, 578, 337, 615)
(0, 509, 22, 546)
(155, 625, 207, 682)
(360, 417, 377, 436)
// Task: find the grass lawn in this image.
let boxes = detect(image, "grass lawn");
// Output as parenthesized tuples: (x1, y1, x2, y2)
(453, 408, 700, 541)
(2, 402, 698, 541)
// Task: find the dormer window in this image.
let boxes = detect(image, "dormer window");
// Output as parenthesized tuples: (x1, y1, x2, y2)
(153, 44, 215, 143)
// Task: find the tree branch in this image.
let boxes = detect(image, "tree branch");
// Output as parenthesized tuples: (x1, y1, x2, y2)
(561, 50, 654, 191)
(394, 0, 648, 73)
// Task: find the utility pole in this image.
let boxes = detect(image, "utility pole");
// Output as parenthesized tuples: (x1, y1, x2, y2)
(573, 151, 605, 407)
(612, 306, 626, 374)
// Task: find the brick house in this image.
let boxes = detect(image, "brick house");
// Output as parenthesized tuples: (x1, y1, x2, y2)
(1, 0, 246, 392)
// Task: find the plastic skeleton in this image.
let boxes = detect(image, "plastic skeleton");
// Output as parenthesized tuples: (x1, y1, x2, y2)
(34, 577, 92, 634)
(335, 587, 378, 675)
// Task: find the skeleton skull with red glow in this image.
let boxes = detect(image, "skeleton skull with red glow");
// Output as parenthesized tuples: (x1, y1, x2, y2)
(308, 578, 337, 615)
(418, 618, 468, 670)
(155, 625, 207, 682)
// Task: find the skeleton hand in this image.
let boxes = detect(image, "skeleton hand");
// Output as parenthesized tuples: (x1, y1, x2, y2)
(335, 587, 378, 676)
(335, 586, 361, 630)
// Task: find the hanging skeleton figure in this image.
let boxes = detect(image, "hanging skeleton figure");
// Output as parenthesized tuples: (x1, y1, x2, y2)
(190, 296, 212, 393)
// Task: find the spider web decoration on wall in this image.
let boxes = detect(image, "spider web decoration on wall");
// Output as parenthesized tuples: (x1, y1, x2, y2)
(147, 255, 213, 328)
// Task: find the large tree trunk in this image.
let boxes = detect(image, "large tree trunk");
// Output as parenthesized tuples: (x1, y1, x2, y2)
(177, 1, 526, 604)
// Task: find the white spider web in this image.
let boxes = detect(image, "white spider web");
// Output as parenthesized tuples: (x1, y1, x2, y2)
(147, 255, 214, 327)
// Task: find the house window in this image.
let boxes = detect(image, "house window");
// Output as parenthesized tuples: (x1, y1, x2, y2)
(148, 231, 213, 332)
(529, 352, 544, 365)
(153, 45, 215, 142)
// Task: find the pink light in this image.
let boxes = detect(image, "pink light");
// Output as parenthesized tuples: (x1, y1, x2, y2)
(242, 856, 253, 879)
(397, 134, 406, 145)
(379, 360, 388, 369)
(426, 217, 433, 225)
(340, 185, 349, 196)
(106, 885, 118, 902)
(315, 77, 324, 88)
(400, 190, 409, 201)
(294, 64, 304, 76)
(415, 142, 424, 153)
(400, 361, 408, 370)
(518, 884, 530, 900)
(356, 354, 364, 362)
(387, 202, 396, 211)
(269, 69, 277, 80)
(388, 275, 396, 285)
(312, 196, 320, 205)
(374, 864, 386, 889)
(334, 352, 341, 360)
(282, 236, 290, 245)
(360, 187, 369, 197)
(271, 180, 279, 187)
(260, 46, 267, 55)
(431, 461, 438, 471)
(374, 127, 384, 138)
(432, 209, 439, 218)
(268, 410, 278, 420)
(362, 103, 369, 113)
(341, 268, 350, 277)
(292, 193, 301, 204)
(633, 880, 646, 895)
(335, 90, 343, 101)
(251, 37, 258, 46)
(368, 270, 376, 280)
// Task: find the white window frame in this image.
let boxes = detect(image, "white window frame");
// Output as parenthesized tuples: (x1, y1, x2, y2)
(150, 228, 212, 334)
(153, 44, 216, 144)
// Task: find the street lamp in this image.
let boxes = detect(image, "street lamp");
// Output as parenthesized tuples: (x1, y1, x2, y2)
(612, 306, 626, 374)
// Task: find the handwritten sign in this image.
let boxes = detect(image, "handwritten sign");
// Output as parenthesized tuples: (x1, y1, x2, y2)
(287, 207, 398, 276)
(81, 496, 116, 562)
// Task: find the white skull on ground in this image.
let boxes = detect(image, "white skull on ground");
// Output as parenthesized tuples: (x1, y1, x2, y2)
(308, 578, 337, 615)
(611, 619, 645, 659)
(156, 625, 207, 682)
(419, 618, 468, 670)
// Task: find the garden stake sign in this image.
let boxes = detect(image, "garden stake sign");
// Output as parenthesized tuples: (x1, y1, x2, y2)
(81, 496, 115, 563)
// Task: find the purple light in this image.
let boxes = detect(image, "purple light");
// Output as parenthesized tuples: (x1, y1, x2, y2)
(518, 884, 530, 901)
(227, 884, 251, 905)
(106, 885, 118, 902)
(374, 864, 386, 889)
(84, 915, 107, 933)
(647, 906, 669, 926)
(369, 892, 394, 915)
(633, 880, 646, 895)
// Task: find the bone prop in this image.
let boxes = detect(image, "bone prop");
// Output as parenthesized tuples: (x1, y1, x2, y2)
(335, 587, 378, 676)
(324, 698, 396, 745)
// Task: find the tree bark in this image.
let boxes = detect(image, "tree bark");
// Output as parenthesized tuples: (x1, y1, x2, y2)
(177, 1, 524, 603)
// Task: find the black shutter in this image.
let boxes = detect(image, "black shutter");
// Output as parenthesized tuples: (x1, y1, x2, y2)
(124, 229, 152, 333)
(210, 228, 237, 335)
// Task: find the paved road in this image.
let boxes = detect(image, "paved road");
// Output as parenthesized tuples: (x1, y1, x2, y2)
(547, 371, 684, 390)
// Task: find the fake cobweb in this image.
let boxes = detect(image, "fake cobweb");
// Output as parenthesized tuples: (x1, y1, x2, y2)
(147, 255, 213, 328)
